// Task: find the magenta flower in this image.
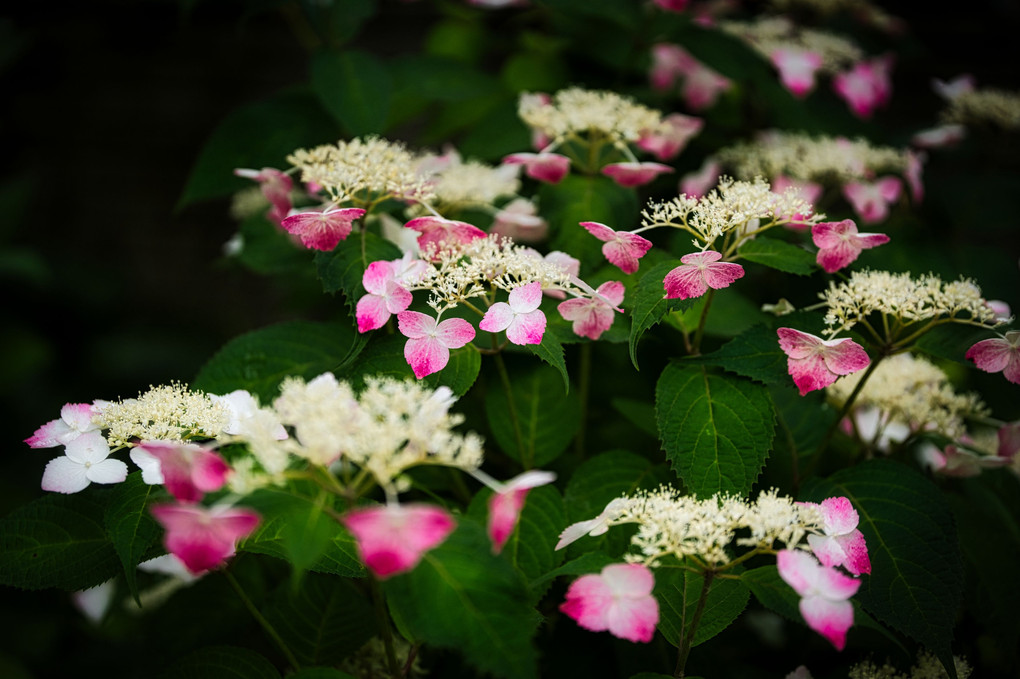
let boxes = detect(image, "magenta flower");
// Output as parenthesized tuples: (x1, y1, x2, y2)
(487, 470, 556, 554)
(777, 328, 871, 396)
(560, 563, 660, 643)
(150, 503, 260, 575)
(356, 260, 414, 333)
(234, 167, 293, 225)
(663, 251, 744, 300)
(502, 152, 571, 184)
(965, 331, 1020, 384)
(581, 221, 653, 275)
(26, 402, 99, 448)
(636, 113, 703, 161)
(833, 57, 893, 119)
(41, 432, 128, 494)
(841, 177, 902, 224)
(557, 280, 625, 341)
(397, 311, 476, 379)
(404, 216, 486, 254)
(811, 219, 890, 273)
(342, 503, 455, 579)
(133, 441, 231, 503)
(777, 549, 860, 650)
(601, 162, 674, 188)
(280, 207, 366, 251)
(799, 497, 871, 576)
(479, 281, 547, 345)
(770, 48, 824, 98)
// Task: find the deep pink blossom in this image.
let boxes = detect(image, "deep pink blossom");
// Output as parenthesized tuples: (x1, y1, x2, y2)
(777, 549, 860, 650)
(811, 219, 890, 273)
(652, 0, 689, 12)
(342, 503, 455, 579)
(770, 48, 824, 98)
(26, 402, 99, 448)
(397, 311, 476, 379)
(601, 162, 674, 188)
(404, 216, 486, 254)
(636, 114, 703, 161)
(487, 470, 556, 554)
(777, 328, 871, 396)
(663, 251, 744, 300)
(133, 441, 231, 503)
(965, 331, 1020, 384)
(356, 261, 414, 333)
(558, 281, 625, 340)
(581, 221, 653, 274)
(799, 497, 871, 576)
(280, 208, 366, 251)
(479, 281, 547, 345)
(841, 177, 902, 224)
(150, 503, 260, 575)
(41, 432, 128, 494)
(502, 153, 571, 184)
(234, 167, 293, 225)
(560, 563, 659, 643)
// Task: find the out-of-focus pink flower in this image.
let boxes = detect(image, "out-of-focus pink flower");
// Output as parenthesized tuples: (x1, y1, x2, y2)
(649, 43, 695, 92)
(234, 167, 293, 225)
(932, 74, 976, 101)
(841, 177, 902, 224)
(777, 328, 870, 396)
(479, 281, 547, 345)
(558, 281, 626, 340)
(777, 549, 860, 650)
(26, 403, 99, 448)
(133, 441, 231, 503)
(540, 251, 580, 299)
(581, 221, 653, 275)
(998, 422, 1020, 459)
(560, 563, 659, 643)
(663, 250, 744, 300)
(41, 432, 128, 494)
(280, 208, 366, 251)
(487, 470, 556, 554)
(811, 219, 889, 273)
(919, 441, 1013, 478)
(652, 0, 689, 12)
(799, 497, 871, 576)
(636, 114, 703, 161)
(502, 153, 571, 184)
(680, 158, 721, 198)
(833, 57, 893, 119)
(150, 503, 260, 575)
(404, 216, 486, 254)
(681, 61, 732, 111)
(904, 150, 925, 204)
(519, 92, 553, 149)
(985, 300, 1013, 323)
(490, 198, 548, 243)
(602, 162, 674, 188)
(965, 331, 1020, 384)
(356, 260, 414, 333)
(397, 311, 477, 379)
(342, 503, 455, 579)
(911, 124, 966, 149)
(772, 175, 823, 230)
(770, 48, 824, 98)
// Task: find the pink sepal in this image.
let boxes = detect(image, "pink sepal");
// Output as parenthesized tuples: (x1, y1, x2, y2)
(777, 549, 859, 650)
(134, 441, 231, 503)
(26, 402, 99, 448)
(281, 208, 366, 251)
(342, 503, 455, 579)
(234, 167, 293, 226)
(557, 281, 625, 341)
(356, 261, 413, 333)
(601, 162, 674, 188)
(487, 470, 556, 554)
(680, 159, 721, 198)
(841, 177, 902, 224)
(580, 222, 653, 275)
(966, 332, 1020, 384)
(490, 198, 548, 243)
(560, 563, 659, 643)
(680, 62, 731, 111)
(811, 219, 890, 273)
(479, 282, 547, 345)
(398, 311, 476, 379)
(556, 498, 627, 550)
(800, 497, 871, 576)
(405, 216, 486, 254)
(663, 251, 744, 300)
(636, 114, 703, 161)
(777, 328, 871, 396)
(502, 153, 571, 184)
(832, 57, 893, 120)
(904, 150, 925, 204)
(770, 48, 824, 98)
(150, 503, 261, 575)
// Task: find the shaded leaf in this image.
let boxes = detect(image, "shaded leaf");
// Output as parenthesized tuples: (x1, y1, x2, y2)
(655, 567, 749, 648)
(311, 50, 391, 136)
(104, 472, 161, 603)
(313, 231, 402, 311)
(424, 345, 481, 397)
(628, 261, 694, 369)
(391, 55, 500, 102)
(686, 323, 790, 386)
(524, 329, 569, 391)
(610, 398, 658, 438)
(157, 646, 280, 679)
(563, 450, 668, 523)
(738, 238, 816, 276)
(529, 551, 615, 591)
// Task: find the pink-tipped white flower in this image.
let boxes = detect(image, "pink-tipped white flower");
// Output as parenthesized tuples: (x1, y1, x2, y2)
(557, 281, 625, 341)
(680, 61, 731, 111)
(772, 175, 823, 230)
(841, 177, 902, 224)
(41, 432, 128, 494)
(777, 328, 871, 396)
(356, 260, 414, 333)
(649, 43, 695, 92)
(965, 331, 1020, 384)
(833, 59, 892, 119)
(556, 498, 628, 550)
(490, 198, 549, 243)
(911, 124, 966, 149)
(800, 497, 871, 576)
(663, 251, 744, 300)
(560, 563, 660, 643)
(132, 441, 231, 503)
(234, 167, 293, 225)
(811, 219, 890, 273)
(770, 48, 824, 98)
(919, 441, 1012, 478)
(581, 221, 653, 275)
(502, 153, 571, 184)
(404, 216, 486, 254)
(601, 162, 674, 188)
(479, 281, 547, 345)
(777, 549, 860, 650)
(342, 503, 455, 579)
(487, 470, 556, 554)
(150, 503, 261, 575)
(397, 311, 476, 379)
(280, 208, 366, 251)
(680, 158, 721, 198)
(26, 402, 99, 448)
(636, 114, 703, 161)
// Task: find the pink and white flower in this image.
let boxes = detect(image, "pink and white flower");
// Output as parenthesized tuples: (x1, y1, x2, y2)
(150, 503, 261, 575)
(811, 219, 890, 273)
(132, 441, 231, 503)
(919, 441, 1013, 478)
(772, 175, 823, 230)
(770, 48, 824, 98)
(487, 470, 556, 554)
(356, 260, 414, 333)
(680, 158, 721, 198)
(342, 503, 455, 579)
(833, 58, 893, 119)
(479, 281, 547, 345)
(911, 124, 966, 149)
(234, 167, 293, 225)
(560, 563, 660, 643)
(280, 208, 366, 251)
(777, 328, 871, 396)
(397, 311, 476, 379)
(601, 162, 674, 188)
(581, 221, 653, 275)
(502, 153, 571, 184)
(663, 251, 744, 300)
(998, 422, 1020, 459)
(777, 549, 860, 650)
(649, 43, 695, 92)
(539, 251, 580, 299)
(965, 331, 1020, 384)
(490, 198, 548, 243)
(557, 281, 625, 341)
(841, 177, 902, 224)
(904, 150, 925, 204)
(636, 114, 703, 161)
(404, 216, 486, 254)
(41, 432, 128, 494)
(680, 61, 732, 111)
(26, 402, 99, 448)
(799, 497, 871, 576)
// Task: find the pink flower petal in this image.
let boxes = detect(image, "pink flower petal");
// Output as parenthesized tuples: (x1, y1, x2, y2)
(966, 332, 1020, 384)
(778, 328, 870, 396)
(812, 219, 890, 273)
(479, 302, 515, 334)
(433, 317, 476, 349)
(777, 549, 859, 650)
(557, 281, 625, 341)
(151, 503, 261, 575)
(398, 312, 475, 379)
(502, 153, 571, 184)
(137, 441, 231, 503)
(601, 162, 674, 188)
(771, 48, 824, 98)
(663, 250, 744, 299)
(506, 309, 547, 345)
(680, 159, 721, 198)
(799, 595, 855, 651)
(281, 208, 366, 251)
(356, 293, 394, 333)
(487, 470, 555, 554)
(561, 563, 659, 643)
(403, 336, 450, 379)
(580, 222, 653, 275)
(405, 216, 486, 253)
(636, 113, 703, 161)
(343, 503, 455, 579)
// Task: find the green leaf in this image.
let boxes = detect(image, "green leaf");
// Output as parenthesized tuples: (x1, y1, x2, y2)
(485, 363, 580, 468)
(424, 345, 481, 397)
(265, 574, 376, 666)
(192, 320, 365, 403)
(383, 522, 538, 679)
(671, 289, 767, 339)
(564, 450, 669, 523)
(104, 472, 161, 604)
(766, 385, 833, 489)
(741, 565, 801, 623)
(686, 323, 790, 386)
(610, 398, 658, 438)
(628, 261, 695, 369)
(287, 670, 356, 679)
(313, 230, 403, 310)
(655, 364, 775, 497)
(0, 492, 120, 591)
(529, 551, 615, 591)
(655, 568, 750, 648)
(524, 329, 569, 391)
(391, 54, 500, 102)
(311, 50, 391, 136)
(915, 323, 994, 365)
(234, 213, 311, 276)
(802, 460, 965, 677)
(737, 238, 816, 275)
(339, 334, 414, 388)
(157, 646, 281, 679)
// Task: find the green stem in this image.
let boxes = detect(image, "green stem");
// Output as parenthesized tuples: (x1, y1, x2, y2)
(224, 569, 302, 672)
(493, 349, 528, 466)
(690, 289, 716, 356)
(574, 342, 592, 460)
(369, 575, 401, 679)
(675, 570, 715, 679)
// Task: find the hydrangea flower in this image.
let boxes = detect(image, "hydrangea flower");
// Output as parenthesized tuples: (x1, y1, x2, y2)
(601, 162, 674, 188)
(842, 177, 902, 224)
(777, 328, 871, 396)
(404, 216, 486, 253)
(919, 441, 1013, 477)
(680, 158, 721, 198)
(965, 331, 1020, 384)
(26, 402, 99, 448)
(636, 113, 703, 161)
(487, 470, 556, 554)
(501, 152, 571, 184)
(150, 503, 261, 575)
(581, 221, 653, 275)
(479, 282, 547, 345)
(280, 208, 366, 251)
(770, 48, 824, 98)
(557, 280, 625, 340)
(233, 167, 293, 225)
(799, 497, 871, 576)
(833, 57, 893, 119)
(41, 432, 128, 494)
(777, 549, 860, 650)
(132, 441, 231, 503)
(398, 311, 477, 379)
(356, 260, 414, 333)
(342, 503, 455, 579)
(560, 563, 659, 643)
(663, 251, 744, 300)
(811, 219, 890, 273)
(555, 498, 628, 550)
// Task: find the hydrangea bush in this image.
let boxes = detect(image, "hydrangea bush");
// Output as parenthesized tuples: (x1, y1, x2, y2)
(4, 1, 1019, 678)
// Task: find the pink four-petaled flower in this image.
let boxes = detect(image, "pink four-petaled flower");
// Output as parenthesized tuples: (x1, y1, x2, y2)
(150, 503, 261, 575)
(479, 281, 547, 345)
(342, 503, 456, 579)
(26, 402, 99, 448)
(965, 331, 1020, 384)
(581, 221, 653, 275)
(397, 311, 476, 379)
(841, 177, 902, 224)
(663, 251, 744, 300)
(777, 328, 871, 396)
(404, 216, 486, 254)
(560, 563, 660, 643)
(41, 431, 128, 494)
(601, 162, 674, 188)
(502, 152, 571, 184)
(799, 497, 871, 576)
(777, 549, 860, 651)
(234, 167, 293, 225)
(356, 260, 414, 333)
(770, 48, 824, 98)
(132, 441, 232, 503)
(636, 114, 703, 161)
(280, 208, 366, 251)
(811, 219, 890, 273)
(487, 470, 556, 554)
(557, 281, 625, 341)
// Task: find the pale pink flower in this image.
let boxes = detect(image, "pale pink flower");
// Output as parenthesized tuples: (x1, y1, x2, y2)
(986, 300, 1013, 323)
(560, 563, 659, 643)
(770, 48, 824, 98)
(41, 432, 128, 494)
(772, 175, 823, 230)
(911, 124, 966, 149)
(404, 216, 486, 254)
(356, 260, 414, 333)
(680, 61, 731, 111)
(540, 251, 580, 299)
(280, 207, 366, 251)
(919, 441, 1012, 478)
(932, 74, 975, 101)
(663, 250, 744, 300)
(502, 153, 571, 184)
(636, 114, 703, 161)
(133, 441, 231, 503)
(558, 281, 626, 341)
(649, 43, 695, 92)
(150, 503, 261, 575)
(652, 0, 689, 12)
(811, 219, 890, 273)
(234, 167, 293, 225)
(581, 221, 653, 275)
(904, 150, 925, 204)
(998, 422, 1020, 459)
(397, 311, 476, 379)
(799, 497, 871, 576)
(129, 446, 165, 486)
(602, 162, 674, 188)
(680, 158, 721, 198)
(519, 92, 553, 149)
(833, 59, 892, 119)
(777, 328, 871, 396)
(479, 281, 547, 345)
(965, 331, 1020, 384)
(841, 177, 902, 224)
(342, 503, 455, 579)
(777, 549, 860, 650)
(487, 470, 556, 554)
(26, 402, 99, 448)
(490, 198, 548, 243)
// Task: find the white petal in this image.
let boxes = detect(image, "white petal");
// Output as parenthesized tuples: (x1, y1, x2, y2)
(86, 458, 129, 485)
(41, 456, 90, 493)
